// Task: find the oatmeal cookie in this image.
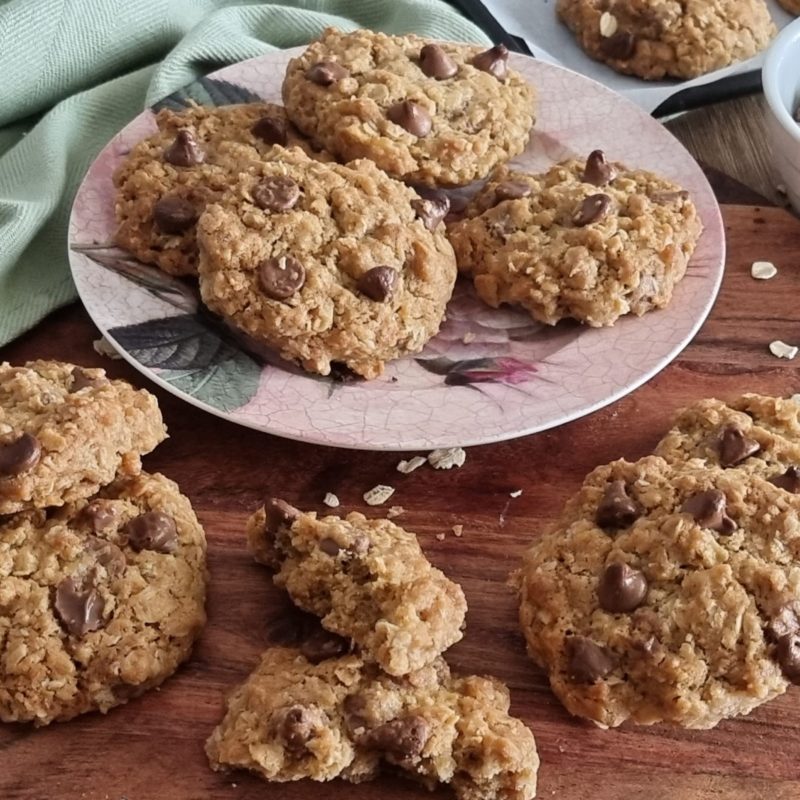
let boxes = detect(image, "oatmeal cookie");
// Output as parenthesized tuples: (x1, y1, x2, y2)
(113, 102, 328, 276)
(197, 147, 457, 379)
(0, 361, 166, 514)
(206, 647, 539, 800)
(516, 455, 800, 728)
(556, 0, 776, 80)
(0, 471, 207, 725)
(246, 499, 467, 676)
(448, 152, 702, 326)
(281, 27, 536, 185)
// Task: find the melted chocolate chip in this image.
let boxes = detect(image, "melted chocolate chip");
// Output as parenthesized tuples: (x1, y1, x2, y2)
(163, 129, 204, 167)
(251, 115, 288, 146)
(582, 150, 617, 187)
(307, 61, 349, 86)
(252, 176, 301, 212)
(259, 256, 306, 300)
(776, 634, 800, 683)
(565, 636, 614, 683)
(601, 31, 636, 60)
(275, 705, 321, 754)
(82, 500, 117, 533)
(680, 489, 737, 534)
(69, 367, 106, 392)
(319, 537, 341, 556)
(411, 188, 450, 231)
(495, 181, 532, 202)
(0, 432, 41, 477)
(361, 715, 429, 761)
(343, 692, 381, 736)
(358, 266, 398, 302)
(266, 498, 302, 533)
(716, 425, 761, 467)
(419, 43, 458, 79)
(54, 577, 105, 636)
(767, 602, 800, 641)
(386, 100, 432, 137)
(153, 196, 198, 234)
(769, 466, 800, 493)
(471, 44, 508, 80)
(300, 627, 349, 664)
(124, 511, 178, 553)
(596, 480, 641, 530)
(574, 193, 612, 226)
(598, 562, 648, 613)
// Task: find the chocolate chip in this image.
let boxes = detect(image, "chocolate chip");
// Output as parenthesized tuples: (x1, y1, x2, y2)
(153, 196, 198, 234)
(124, 512, 178, 553)
(266, 498, 302, 533)
(82, 500, 117, 533)
(300, 627, 349, 663)
(767, 602, 800, 641)
(343, 692, 374, 736)
(386, 100, 432, 137)
(565, 636, 614, 683)
(471, 44, 508, 80)
(681, 489, 737, 534)
(251, 115, 288, 146)
(601, 31, 636, 60)
(54, 576, 105, 636)
(163, 129, 204, 167)
(69, 367, 106, 392)
(573, 193, 612, 226)
(769, 466, 800, 493)
(598, 562, 648, 613)
(358, 266, 398, 302)
(84, 536, 126, 578)
(716, 425, 761, 467)
(259, 256, 306, 300)
(275, 705, 321, 755)
(252, 176, 300, 212)
(307, 61, 349, 86)
(319, 537, 341, 556)
(361, 715, 429, 761)
(582, 150, 617, 187)
(0, 432, 41, 477)
(495, 181, 532, 202)
(776, 634, 800, 683)
(596, 480, 641, 530)
(411, 188, 449, 231)
(419, 44, 458, 79)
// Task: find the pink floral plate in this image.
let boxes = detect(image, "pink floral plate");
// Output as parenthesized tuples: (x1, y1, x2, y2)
(68, 47, 725, 451)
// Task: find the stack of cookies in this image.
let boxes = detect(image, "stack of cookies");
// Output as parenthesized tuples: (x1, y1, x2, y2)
(0, 360, 207, 725)
(516, 393, 800, 729)
(112, 26, 703, 380)
(206, 499, 540, 799)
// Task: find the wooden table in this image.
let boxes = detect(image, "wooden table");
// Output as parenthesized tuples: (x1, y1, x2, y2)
(3, 98, 800, 800)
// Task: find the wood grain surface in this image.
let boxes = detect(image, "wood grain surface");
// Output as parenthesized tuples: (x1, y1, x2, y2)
(2, 195, 800, 800)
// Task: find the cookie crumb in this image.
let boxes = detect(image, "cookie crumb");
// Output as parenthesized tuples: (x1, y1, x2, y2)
(462, 332, 476, 344)
(397, 455, 426, 474)
(428, 447, 466, 470)
(452, 524, 463, 537)
(769, 340, 798, 360)
(93, 336, 122, 360)
(751, 261, 777, 280)
(323, 492, 340, 508)
(386, 505, 405, 518)
(509, 489, 523, 498)
(363, 485, 395, 506)
(436, 532, 446, 541)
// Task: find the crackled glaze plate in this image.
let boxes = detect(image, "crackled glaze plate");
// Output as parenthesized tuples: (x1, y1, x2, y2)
(68, 47, 725, 451)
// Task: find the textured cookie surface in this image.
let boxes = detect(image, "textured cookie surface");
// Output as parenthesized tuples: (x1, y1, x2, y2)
(247, 500, 467, 676)
(556, 0, 776, 80)
(517, 455, 800, 728)
(206, 647, 538, 800)
(282, 27, 535, 185)
(0, 471, 207, 725)
(197, 147, 457, 379)
(0, 361, 166, 514)
(114, 102, 327, 276)
(448, 154, 702, 326)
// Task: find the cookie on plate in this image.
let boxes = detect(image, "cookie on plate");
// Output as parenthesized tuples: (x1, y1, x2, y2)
(206, 647, 539, 800)
(655, 394, 800, 486)
(0, 471, 207, 725)
(247, 499, 467, 676)
(113, 102, 329, 276)
(516, 454, 800, 729)
(197, 146, 457, 379)
(556, 0, 777, 80)
(447, 152, 702, 327)
(281, 27, 536, 186)
(0, 361, 166, 514)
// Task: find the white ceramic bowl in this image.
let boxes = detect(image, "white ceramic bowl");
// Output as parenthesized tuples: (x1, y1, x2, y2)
(764, 18, 800, 215)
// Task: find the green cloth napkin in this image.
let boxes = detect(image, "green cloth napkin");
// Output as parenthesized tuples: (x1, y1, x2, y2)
(0, 0, 488, 347)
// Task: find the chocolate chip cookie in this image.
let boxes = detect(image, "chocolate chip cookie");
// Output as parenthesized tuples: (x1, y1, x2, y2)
(448, 153, 702, 326)
(247, 499, 467, 676)
(0, 471, 207, 725)
(197, 147, 457, 379)
(206, 647, 539, 800)
(0, 361, 166, 515)
(281, 27, 536, 186)
(556, 0, 776, 80)
(114, 102, 328, 276)
(516, 454, 800, 728)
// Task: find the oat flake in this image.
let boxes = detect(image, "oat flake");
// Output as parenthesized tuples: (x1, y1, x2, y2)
(769, 340, 798, 360)
(428, 447, 466, 470)
(363, 485, 395, 506)
(751, 261, 778, 280)
(397, 455, 426, 474)
(323, 492, 340, 508)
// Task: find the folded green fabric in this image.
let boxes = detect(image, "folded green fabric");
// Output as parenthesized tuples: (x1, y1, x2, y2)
(0, 0, 488, 347)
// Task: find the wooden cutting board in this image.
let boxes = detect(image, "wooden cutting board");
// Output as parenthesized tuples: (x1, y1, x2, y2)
(2, 175, 800, 800)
